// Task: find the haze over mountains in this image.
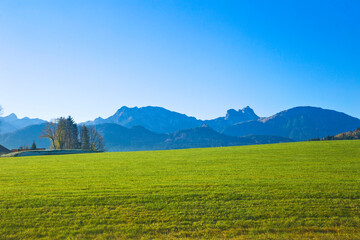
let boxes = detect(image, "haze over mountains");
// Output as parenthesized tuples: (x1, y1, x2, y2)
(0, 114, 45, 134)
(223, 107, 360, 141)
(0, 123, 49, 150)
(1, 106, 359, 151)
(84, 106, 203, 133)
(94, 123, 292, 152)
(84, 106, 260, 133)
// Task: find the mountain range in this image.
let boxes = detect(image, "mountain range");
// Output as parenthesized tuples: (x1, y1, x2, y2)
(0, 114, 46, 134)
(95, 123, 292, 152)
(1, 106, 359, 151)
(84, 106, 259, 133)
(0, 123, 49, 149)
(0, 122, 293, 151)
(223, 107, 360, 141)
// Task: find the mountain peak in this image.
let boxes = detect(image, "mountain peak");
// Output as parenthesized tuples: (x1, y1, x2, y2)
(85, 105, 259, 134)
(226, 108, 237, 114)
(5, 113, 18, 120)
(224, 106, 259, 122)
(0, 114, 46, 135)
(224, 106, 360, 141)
(115, 106, 130, 113)
(241, 106, 255, 114)
(94, 117, 104, 121)
(99, 106, 202, 133)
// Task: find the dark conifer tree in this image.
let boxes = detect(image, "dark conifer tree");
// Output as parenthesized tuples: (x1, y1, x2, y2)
(80, 125, 90, 150)
(65, 116, 79, 149)
(31, 140, 37, 150)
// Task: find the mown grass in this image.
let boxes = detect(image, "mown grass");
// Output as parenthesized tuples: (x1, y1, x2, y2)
(1, 140, 360, 239)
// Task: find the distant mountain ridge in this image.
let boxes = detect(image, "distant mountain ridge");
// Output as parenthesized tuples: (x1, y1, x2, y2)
(0, 113, 46, 134)
(162, 125, 291, 150)
(223, 106, 360, 141)
(204, 106, 259, 131)
(0, 122, 292, 152)
(86, 106, 202, 133)
(84, 106, 259, 133)
(1, 105, 359, 151)
(0, 123, 49, 149)
(94, 124, 293, 152)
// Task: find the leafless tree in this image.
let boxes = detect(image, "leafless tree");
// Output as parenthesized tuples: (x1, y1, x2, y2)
(41, 117, 81, 150)
(41, 121, 57, 149)
(88, 126, 105, 151)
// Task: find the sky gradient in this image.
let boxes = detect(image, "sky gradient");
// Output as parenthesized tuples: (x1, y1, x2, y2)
(0, 0, 359, 122)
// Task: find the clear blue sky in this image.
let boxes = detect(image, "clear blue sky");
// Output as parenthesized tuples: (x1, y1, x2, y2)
(0, 0, 359, 122)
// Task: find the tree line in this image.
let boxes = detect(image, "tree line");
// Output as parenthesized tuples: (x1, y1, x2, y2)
(41, 116, 104, 151)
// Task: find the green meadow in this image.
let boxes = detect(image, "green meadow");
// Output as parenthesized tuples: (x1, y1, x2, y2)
(1, 141, 360, 239)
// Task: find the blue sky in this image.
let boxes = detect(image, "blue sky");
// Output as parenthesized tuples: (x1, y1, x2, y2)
(0, 0, 359, 122)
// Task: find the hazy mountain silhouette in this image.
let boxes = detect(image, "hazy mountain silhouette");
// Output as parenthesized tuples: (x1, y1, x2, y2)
(0, 123, 49, 149)
(223, 106, 360, 141)
(1, 106, 359, 151)
(0, 113, 46, 134)
(84, 106, 259, 133)
(94, 123, 168, 151)
(96, 124, 293, 152)
(0, 144, 10, 155)
(85, 106, 202, 133)
(204, 106, 259, 131)
(162, 125, 291, 150)
(0, 121, 292, 152)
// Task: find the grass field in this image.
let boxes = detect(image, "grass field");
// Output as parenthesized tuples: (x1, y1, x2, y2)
(1, 141, 360, 239)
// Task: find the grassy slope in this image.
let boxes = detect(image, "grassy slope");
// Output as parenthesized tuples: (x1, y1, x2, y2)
(0, 141, 359, 239)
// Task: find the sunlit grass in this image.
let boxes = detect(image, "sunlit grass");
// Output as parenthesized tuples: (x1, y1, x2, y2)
(1, 140, 360, 239)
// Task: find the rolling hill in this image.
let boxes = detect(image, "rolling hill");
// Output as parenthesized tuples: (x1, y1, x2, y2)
(95, 124, 293, 151)
(0, 122, 292, 152)
(162, 125, 291, 150)
(94, 123, 168, 151)
(0, 123, 49, 149)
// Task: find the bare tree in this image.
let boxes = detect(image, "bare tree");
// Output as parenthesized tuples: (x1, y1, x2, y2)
(41, 121, 57, 149)
(88, 126, 105, 151)
(41, 118, 67, 149)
